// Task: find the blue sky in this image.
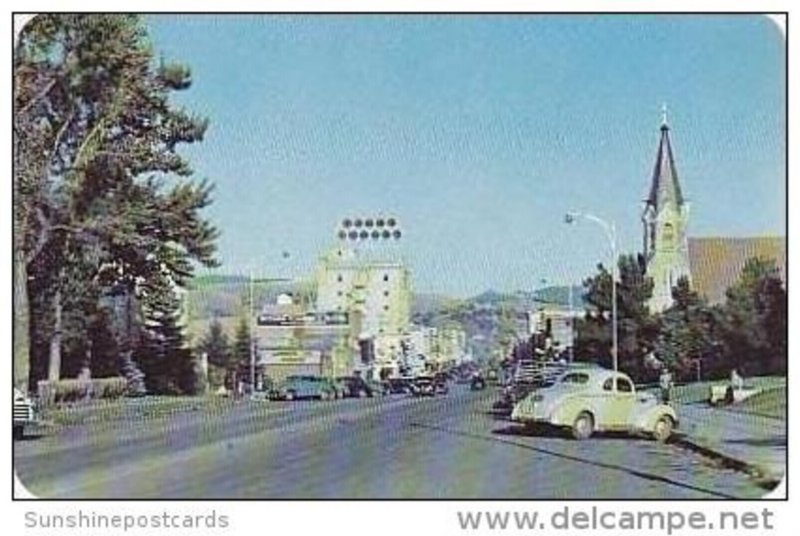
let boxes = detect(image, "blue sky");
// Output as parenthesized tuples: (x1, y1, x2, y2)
(146, 15, 786, 297)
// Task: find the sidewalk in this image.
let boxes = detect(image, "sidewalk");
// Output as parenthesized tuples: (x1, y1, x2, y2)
(675, 401, 786, 483)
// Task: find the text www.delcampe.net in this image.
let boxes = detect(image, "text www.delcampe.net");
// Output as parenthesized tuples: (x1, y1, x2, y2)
(456, 506, 776, 534)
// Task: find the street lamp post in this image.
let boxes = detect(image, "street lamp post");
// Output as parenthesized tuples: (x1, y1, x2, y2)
(568, 282, 574, 363)
(249, 271, 255, 395)
(565, 211, 618, 384)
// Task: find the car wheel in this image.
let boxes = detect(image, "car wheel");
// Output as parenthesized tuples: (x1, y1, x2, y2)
(571, 412, 594, 440)
(652, 415, 674, 442)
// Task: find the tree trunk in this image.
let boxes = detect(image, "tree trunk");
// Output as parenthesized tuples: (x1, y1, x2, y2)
(117, 290, 146, 395)
(79, 339, 92, 380)
(13, 246, 30, 391)
(48, 288, 62, 381)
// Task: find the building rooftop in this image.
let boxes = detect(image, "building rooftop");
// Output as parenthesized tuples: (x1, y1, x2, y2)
(688, 236, 786, 304)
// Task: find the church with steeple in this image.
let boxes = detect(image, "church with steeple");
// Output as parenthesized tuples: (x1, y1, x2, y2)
(638, 107, 785, 312)
(642, 108, 692, 312)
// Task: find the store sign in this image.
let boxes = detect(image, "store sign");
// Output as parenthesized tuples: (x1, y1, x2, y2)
(259, 350, 322, 366)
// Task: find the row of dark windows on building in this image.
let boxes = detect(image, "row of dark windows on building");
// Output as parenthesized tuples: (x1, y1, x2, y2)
(337, 290, 390, 297)
(336, 274, 391, 283)
(256, 311, 349, 326)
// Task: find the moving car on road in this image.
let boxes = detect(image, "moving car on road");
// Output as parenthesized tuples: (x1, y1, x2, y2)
(511, 368, 678, 442)
(410, 375, 449, 397)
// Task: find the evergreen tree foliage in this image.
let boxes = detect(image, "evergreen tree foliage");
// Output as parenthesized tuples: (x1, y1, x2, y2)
(719, 258, 787, 376)
(575, 254, 656, 380)
(15, 15, 218, 392)
(653, 277, 724, 381)
(199, 318, 231, 389)
(231, 318, 253, 390)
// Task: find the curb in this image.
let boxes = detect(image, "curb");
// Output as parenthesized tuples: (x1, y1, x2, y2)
(673, 434, 782, 491)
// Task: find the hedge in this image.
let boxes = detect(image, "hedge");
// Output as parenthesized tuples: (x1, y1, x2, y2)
(37, 377, 129, 405)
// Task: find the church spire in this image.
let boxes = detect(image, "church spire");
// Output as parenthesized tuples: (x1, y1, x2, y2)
(646, 106, 684, 210)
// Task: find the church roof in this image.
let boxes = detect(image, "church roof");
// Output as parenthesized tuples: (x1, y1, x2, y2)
(688, 236, 786, 304)
(646, 123, 685, 209)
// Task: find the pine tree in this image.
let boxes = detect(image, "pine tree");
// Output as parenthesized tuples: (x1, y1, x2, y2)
(575, 254, 656, 380)
(136, 277, 195, 394)
(720, 258, 787, 376)
(653, 277, 723, 381)
(199, 318, 231, 389)
(231, 318, 253, 391)
(15, 15, 218, 391)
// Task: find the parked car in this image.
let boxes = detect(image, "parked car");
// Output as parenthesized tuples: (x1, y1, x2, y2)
(250, 378, 276, 400)
(331, 377, 349, 399)
(385, 377, 414, 395)
(470, 372, 487, 391)
(495, 362, 602, 412)
(337, 376, 377, 398)
(511, 368, 678, 441)
(367, 378, 389, 396)
(271, 376, 337, 401)
(13, 388, 38, 440)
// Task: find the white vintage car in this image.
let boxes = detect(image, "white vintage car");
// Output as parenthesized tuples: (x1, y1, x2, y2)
(510, 368, 678, 441)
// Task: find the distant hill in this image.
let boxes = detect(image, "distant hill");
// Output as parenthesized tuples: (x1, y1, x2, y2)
(414, 286, 584, 315)
(410, 285, 585, 361)
(184, 275, 586, 359)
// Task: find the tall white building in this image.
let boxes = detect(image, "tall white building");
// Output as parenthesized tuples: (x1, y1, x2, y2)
(315, 216, 412, 378)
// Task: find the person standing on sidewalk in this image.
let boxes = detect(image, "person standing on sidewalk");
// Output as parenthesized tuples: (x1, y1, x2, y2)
(659, 367, 674, 404)
(730, 368, 744, 390)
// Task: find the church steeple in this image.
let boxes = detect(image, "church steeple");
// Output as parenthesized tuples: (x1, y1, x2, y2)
(646, 107, 685, 212)
(642, 106, 692, 312)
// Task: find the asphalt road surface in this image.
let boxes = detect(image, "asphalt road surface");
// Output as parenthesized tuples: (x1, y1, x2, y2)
(14, 385, 766, 499)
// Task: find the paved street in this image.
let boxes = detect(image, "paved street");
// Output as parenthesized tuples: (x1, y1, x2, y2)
(15, 386, 766, 499)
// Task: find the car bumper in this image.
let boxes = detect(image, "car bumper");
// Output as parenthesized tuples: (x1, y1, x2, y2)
(510, 399, 549, 423)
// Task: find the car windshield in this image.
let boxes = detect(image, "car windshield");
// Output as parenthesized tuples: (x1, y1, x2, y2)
(560, 372, 590, 384)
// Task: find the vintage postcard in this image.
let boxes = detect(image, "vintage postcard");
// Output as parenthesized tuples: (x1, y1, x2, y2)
(13, 13, 786, 501)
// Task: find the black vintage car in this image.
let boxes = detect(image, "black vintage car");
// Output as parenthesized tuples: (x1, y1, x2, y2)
(385, 377, 414, 395)
(337, 376, 376, 398)
(470, 372, 487, 391)
(410, 375, 449, 397)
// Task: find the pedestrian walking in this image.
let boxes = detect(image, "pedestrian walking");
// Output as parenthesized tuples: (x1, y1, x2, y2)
(659, 367, 673, 404)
